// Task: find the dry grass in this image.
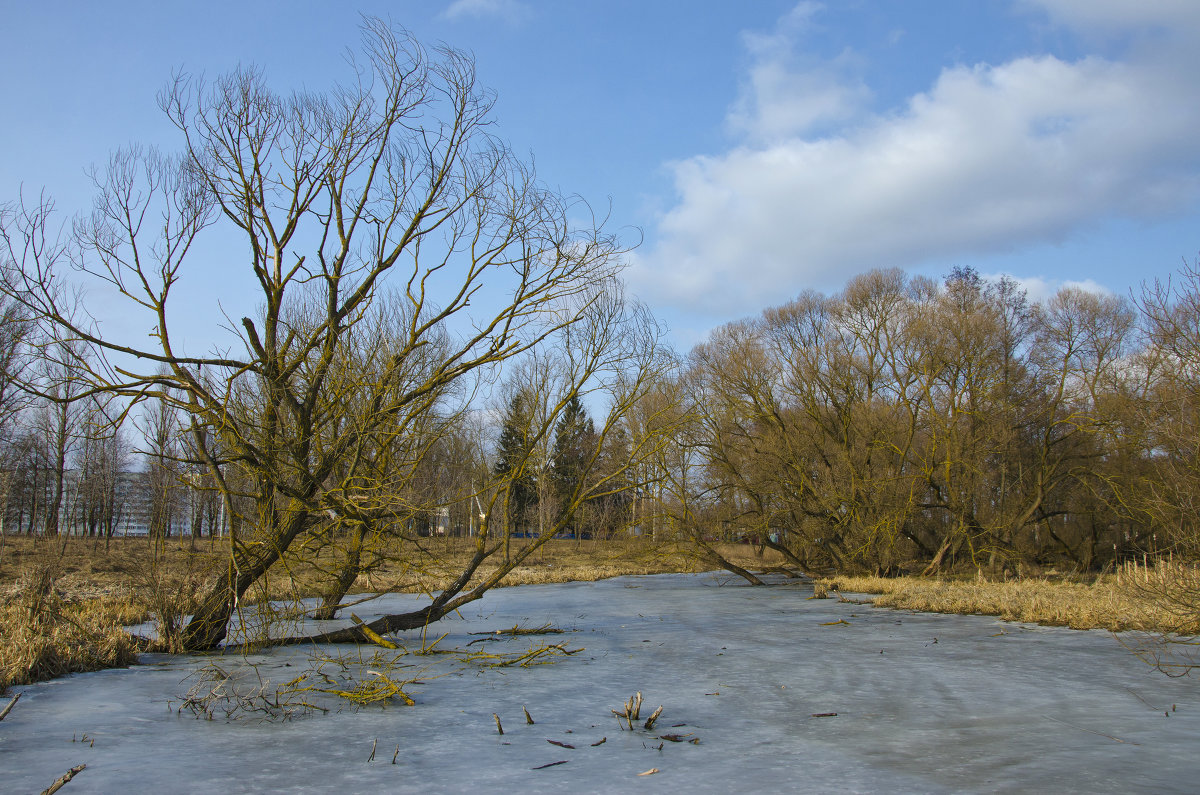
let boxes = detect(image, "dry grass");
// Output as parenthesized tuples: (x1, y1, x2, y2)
(0, 534, 224, 604)
(0, 554, 142, 692)
(306, 537, 782, 595)
(819, 562, 1200, 636)
(6, 532, 1197, 688)
(0, 534, 777, 690)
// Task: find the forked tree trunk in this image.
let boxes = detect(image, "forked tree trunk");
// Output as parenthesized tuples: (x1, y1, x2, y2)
(181, 504, 311, 650)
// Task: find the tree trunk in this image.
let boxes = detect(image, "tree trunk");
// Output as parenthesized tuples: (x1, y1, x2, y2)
(693, 535, 764, 585)
(312, 525, 366, 621)
(762, 535, 815, 577)
(921, 536, 955, 577)
(181, 504, 311, 650)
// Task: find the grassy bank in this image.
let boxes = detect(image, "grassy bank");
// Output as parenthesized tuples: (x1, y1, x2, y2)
(0, 534, 778, 691)
(819, 561, 1198, 636)
(5, 533, 1193, 692)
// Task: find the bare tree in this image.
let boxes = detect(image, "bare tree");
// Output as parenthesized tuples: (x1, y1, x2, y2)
(141, 388, 181, 545)
(29, 341, 91, 537)
(74, 396, 128, 541)
(283, 283, 677, 646)
(2, 21, 643, 649)
(0, 272, 32, 538)
(1137, 260, 1200, 556)
(680, 266, 1149, 578)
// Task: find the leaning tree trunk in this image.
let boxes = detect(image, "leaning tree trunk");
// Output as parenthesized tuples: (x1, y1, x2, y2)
(312, 525, 368, 621)
(276, 515, 589, 648)
(692, 535, 764, 585)
(181, 504, 311, 650)
(762, 535, 816, 577)
(278, 520, 510, 646)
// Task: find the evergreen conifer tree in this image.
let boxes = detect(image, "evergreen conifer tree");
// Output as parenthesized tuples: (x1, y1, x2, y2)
(549, 394, 595, 535)
(493, 393, 537, 534)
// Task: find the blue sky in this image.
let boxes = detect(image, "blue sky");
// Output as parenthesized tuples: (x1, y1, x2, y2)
(3, 0, 1199, 351)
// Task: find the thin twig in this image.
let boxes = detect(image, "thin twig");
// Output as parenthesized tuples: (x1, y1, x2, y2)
(1043, 715, 1139, 745)
(469, 623, 564, 637)
(1124, 687, 1161, 711)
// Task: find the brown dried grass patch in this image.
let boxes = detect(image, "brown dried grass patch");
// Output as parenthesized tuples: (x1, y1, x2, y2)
(819, 565, 1200, 635)
(0, 534, 773, 687)
(0, 592, 140, 693)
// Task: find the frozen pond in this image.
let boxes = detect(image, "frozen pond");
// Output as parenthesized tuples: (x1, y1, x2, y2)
(2, 572, 1198, 793)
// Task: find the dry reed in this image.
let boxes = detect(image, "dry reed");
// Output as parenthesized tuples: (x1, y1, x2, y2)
(820, 561, 1200, 636)
(0, 581, 141, 693)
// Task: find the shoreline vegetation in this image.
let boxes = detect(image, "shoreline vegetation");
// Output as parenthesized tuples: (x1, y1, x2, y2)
(0, 536, 773, 691)
(2, 535, 1196, 694)
(817, 560, 1200, 635)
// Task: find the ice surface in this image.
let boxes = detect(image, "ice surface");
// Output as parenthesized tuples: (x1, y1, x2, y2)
(2, 572, 1198, 793)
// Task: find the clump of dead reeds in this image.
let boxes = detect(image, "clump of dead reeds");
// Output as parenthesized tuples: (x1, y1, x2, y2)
(1116, 556, 1200, 635)
(0, 564, 140, 693)
(135, 556, 215, 653)
(610, 691, 664, 731)
(819, 563, 1200, 636)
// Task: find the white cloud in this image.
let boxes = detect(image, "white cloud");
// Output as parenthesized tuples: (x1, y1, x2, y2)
(441, 0, 530, 24)
(631, 2, 1200, 317)
(985, 273, 1113, 305)
(727, 2, 869, 143)
(1022, 0, 1200, 33)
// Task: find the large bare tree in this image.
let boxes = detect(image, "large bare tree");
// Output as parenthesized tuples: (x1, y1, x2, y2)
(2, 21, 634, 649)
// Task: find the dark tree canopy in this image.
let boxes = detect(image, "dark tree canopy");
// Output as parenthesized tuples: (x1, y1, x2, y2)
(549, 394, 595, 532)
(493, 392, 538, 533)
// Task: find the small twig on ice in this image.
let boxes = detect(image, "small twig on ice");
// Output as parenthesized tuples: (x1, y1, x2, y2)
(493, 713, 504, 735)
(492, 643, 583, 668)
(470, 622, 564, 637)
(523, 706, 535, 724)
(644, 705, 663, 731)
(1124, 686, 1162, 711)
(1044, 715, 1138, 745)
(466, 636, 500, 647)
